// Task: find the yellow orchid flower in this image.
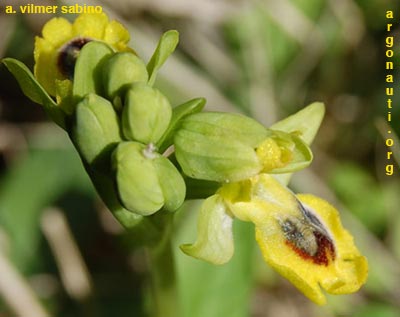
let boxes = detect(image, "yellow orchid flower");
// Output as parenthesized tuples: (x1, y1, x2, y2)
(34, 12, 131, 96)
(182, 174, 368, 305)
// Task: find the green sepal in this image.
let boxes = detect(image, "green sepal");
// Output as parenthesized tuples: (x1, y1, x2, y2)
(270, 102, 325, 185)
(174, 129, 261, 182)
(1, 58, 66, 129)
(147, 30, 179, 86)
(157, 97, 206, 153)
(72, 94, 121, 167)
(102, 52, 148, 100)
(180, 112, 270, 147)
(180, 194, 234, 265)
(73, 41, 113, 99)
(112, 142, 164, 216)
(271, 102, 325, 144)
(122, 83, 172, 144)
(152, 156, 186, 212)
(174, 112, 271, 182)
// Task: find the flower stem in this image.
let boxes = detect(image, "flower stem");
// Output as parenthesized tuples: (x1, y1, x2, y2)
(147, 217, 179, 317)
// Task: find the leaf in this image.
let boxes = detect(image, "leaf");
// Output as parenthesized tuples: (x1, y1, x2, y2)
(147, 30, 179, 85)
(2, 58, 66, 129)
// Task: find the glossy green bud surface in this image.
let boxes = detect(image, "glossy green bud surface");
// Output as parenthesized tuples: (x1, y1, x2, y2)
(122, 83, 172, 144)
(112, 142, 164, 216)
(72, 94, 121, 165)
(152, 156, 186, 212)
(102, 52, 148, 100)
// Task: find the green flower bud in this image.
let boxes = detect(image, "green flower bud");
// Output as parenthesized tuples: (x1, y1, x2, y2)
(102, 52, 148, 100)
(122, 83, 172, 144)
(112, 142, 164, 216)
(152, 156, 186, 212)
(72, 94, 121, 166)
(112, 142, 186, 215)
(73, 41, 113, 99)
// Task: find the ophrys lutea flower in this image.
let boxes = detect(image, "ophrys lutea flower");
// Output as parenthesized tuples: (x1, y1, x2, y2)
(181, 173, 368, 305)
(178, 103, 368, 305)
(34, 12, 131, 96)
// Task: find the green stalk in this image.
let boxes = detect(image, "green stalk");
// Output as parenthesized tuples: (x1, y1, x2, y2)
(146, 216, 179, 317)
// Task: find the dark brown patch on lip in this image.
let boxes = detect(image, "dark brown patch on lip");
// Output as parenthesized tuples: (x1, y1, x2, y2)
(57, 37, 92, 79)
(281, 201, 336, 266)
(284, 230, 335, 266)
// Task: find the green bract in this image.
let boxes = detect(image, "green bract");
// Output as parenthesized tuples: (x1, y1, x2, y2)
(1, 58, 66, 129)
(157, 97, 206, 152)
(122, 83, 172, 144)
(147, 30, 179, 85)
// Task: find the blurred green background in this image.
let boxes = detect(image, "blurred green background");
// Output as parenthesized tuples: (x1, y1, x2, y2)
(0, 0, 399, 316)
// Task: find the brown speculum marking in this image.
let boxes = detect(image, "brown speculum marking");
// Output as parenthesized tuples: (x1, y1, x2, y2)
(280, 201, 335, 266)
(57, 38, 92, 79)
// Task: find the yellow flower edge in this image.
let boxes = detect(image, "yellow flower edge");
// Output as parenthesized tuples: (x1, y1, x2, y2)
(254, 193, 368, 305)
(34, 12, 131, 96)
(221, 174, 368, 305)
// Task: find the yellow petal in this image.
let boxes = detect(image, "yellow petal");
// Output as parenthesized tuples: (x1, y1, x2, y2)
(72, 12, 108, 39)
(41, 17, 73, 47)
(33, 12, 132, 96)
(34, 37, 60, 96)
(104, 20, 131, 50)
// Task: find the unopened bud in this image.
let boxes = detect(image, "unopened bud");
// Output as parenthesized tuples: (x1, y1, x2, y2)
(72, 94, 121, 166)
(122, 83, 172, 144)
(102, 52, 148, 100)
